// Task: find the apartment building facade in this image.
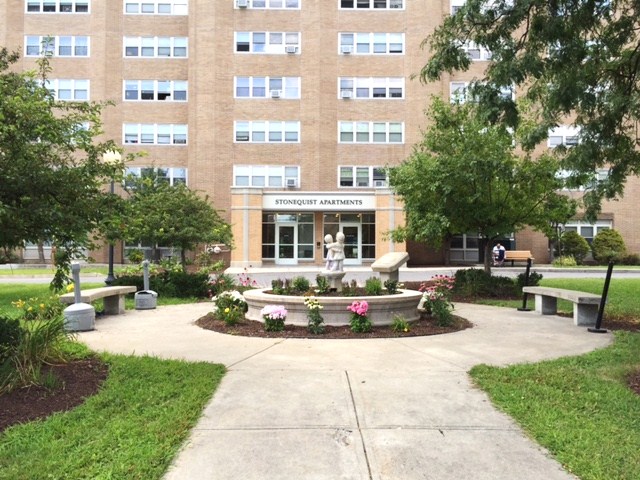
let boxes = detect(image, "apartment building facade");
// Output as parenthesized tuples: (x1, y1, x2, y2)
(2, 0, 638, 266)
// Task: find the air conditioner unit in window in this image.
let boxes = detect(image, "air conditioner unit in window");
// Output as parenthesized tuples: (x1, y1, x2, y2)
(374, 180, 387, 188)
(270, 89, 282, 98)
(285, 177, 297, 188)
(237, 0, 248, 8)
(340, 90, 353, 99)
(341, 45, 353, 54)
(285, 45, 298, 54)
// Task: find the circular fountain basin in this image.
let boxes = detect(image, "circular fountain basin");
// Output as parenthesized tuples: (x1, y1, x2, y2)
(243, 288, 423, 326)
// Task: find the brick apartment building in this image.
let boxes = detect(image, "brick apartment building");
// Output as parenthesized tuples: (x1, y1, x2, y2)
(2, 0, 638, 267)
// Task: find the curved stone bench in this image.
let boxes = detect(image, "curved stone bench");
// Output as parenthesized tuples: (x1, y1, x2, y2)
(60, 286, 137, 315)
(522, 286, 601, 326)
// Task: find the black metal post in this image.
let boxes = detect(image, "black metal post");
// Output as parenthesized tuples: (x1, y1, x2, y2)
(517, 258, 532, 311)
(588, 261, 614, 333)
(105, 180, 116, 286)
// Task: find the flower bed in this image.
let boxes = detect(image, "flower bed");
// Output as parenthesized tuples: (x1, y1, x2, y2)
(243, 289, 423, 326)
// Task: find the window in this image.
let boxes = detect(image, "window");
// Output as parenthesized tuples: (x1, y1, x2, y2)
(25, 35, 89, 57)
(462, 41, 492, 61)
(449, 81, 469, 103)
(124, 0, 187, 14)
(26, 0, 89, 12)
(450, 0, 465, 14)
(548, 125, 580, 148)
(235, 32, 300, 54)
(123, 80, 187, 101)
(123, 124, 188, 145)
(234, 165, 299, 188)
(45, 79, 89, 101)
(234, 121, 300, 143)
(125, 166, 187, 186)
(242, 0, 300, 8)
(338, 166, 387, 188)
(124, 37, 188, 58)
(262, 212, 314, 260)
(563, 221, 611, 245)
(339, 121, 403, 144)
(235, 76, 300, 99)
(338, 77, 404, 99)
(340, 0, 403, 8)
(557, 168, 609, 192)
(339, 32, 404, 54)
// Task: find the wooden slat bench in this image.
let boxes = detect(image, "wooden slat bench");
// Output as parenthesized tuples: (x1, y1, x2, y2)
(504, 250, 534, 266)
(522, 286, 602, 326)
(60, 286, 137, 315)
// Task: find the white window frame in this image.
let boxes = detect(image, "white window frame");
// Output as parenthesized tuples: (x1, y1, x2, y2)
(450, 0, 465, 14)
(123, 37, 188, 58)
(125, 167, 188, 186)
(548, 125, 580, 148)
(338, 121, 404, 144)
(338, 166, 387, 188)
(25, 35, 90, 57)
(339, 32, 404, 55)
(25, 0, 89, 13)
(234, 121, 301, 143)
(124, 0, 188, 14)
(45, 79, 90, 101)
(562, 220, 611, 244)
(462, 41, 492, 61)
(237, 0, 300, 9)
(339, 0, 404, 10)
(233, 165, 300, 188)
(234, 76, 300, 99)
(338, 77, 404, 99)
(235, 32, 300, 54)
(123, 80, 188, 101)
(123, 124, 188, 145)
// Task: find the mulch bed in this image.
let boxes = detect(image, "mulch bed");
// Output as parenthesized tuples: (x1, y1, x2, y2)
(0, 357, 108, 433)
(195, 312, 472, 339)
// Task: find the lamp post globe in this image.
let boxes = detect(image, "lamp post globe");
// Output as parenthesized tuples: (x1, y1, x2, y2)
(102, 151, 122, 286)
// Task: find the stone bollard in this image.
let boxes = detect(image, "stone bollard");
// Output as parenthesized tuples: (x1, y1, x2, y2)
(63, 263, 96, 332)
(135, 260, 158, 310)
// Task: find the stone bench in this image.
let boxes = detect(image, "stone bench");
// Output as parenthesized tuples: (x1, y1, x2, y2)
(505, 250, 534, 266)
(371, 252, 409, 283)
(60, 286, 137, 315)
(522, 286, 602, 326)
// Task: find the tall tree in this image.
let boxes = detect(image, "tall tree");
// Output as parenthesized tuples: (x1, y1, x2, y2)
(0, 47, 124, 289)
(421, 0, 640, 217)
(121, 170, 233, 266)
(389, 98, 576, 272)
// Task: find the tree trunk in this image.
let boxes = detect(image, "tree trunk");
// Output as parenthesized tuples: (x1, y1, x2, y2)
(483, 241, 493, 274)
(37, 242, 45, 263)
(180, 249, 187, 268)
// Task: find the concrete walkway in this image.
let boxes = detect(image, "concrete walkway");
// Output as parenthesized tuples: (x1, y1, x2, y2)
(78, 302, 612, 480)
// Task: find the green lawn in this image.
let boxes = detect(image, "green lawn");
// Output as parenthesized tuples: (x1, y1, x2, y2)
(471, 331, 640, 480)
(0, 353, 225, 480)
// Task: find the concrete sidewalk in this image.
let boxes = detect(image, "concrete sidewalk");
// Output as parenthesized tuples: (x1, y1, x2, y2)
(78, 302, 612, 480)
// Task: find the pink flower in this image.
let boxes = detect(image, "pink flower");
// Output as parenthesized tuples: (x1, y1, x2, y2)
(347, 300, 369, 317)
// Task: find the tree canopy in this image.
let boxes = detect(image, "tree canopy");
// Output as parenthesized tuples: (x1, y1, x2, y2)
(0, 48, 124, 289)
(389, 98, 576, 272)
(422, 0, 640, 217)
(119, 170, 233, 266)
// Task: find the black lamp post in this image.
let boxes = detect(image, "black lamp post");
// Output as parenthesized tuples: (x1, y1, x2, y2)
(103, 151, 121, 286)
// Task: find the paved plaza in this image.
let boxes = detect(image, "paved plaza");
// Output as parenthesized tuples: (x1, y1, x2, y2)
(77, 301, 612, 480)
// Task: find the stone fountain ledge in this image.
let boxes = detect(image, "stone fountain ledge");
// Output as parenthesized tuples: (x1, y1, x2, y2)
(243, 288, 423, 326)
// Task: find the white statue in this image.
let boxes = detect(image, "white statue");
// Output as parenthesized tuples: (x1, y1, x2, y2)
(325, 232, 345, 272)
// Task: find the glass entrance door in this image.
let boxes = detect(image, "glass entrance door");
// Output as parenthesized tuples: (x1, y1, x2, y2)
(341, 224, 360, 265)
(276, 225, 296, 265)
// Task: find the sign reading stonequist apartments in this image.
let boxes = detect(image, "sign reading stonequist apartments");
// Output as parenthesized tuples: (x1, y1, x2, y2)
(262, 193, 376, 211)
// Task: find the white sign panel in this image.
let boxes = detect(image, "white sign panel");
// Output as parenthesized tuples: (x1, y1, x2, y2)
(263, 193, 376, 211)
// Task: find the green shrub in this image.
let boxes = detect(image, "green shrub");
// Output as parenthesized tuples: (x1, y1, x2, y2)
(619, 253, 640, 266)
(391, 315, 410, 333)
(592, 229, 627, 264)
(127, 248, 144, 263)
(112, 270, 211, 298)
(364, 277, 383, 296)
(552, 255, 578, 267)
(315, 275, 330, 294)
(559, 231, 590, 264)
(384, 279, 400, 295)
(515, 270, 543, 291)
(0, 316, 22, 364)
(11, 295, 63, 321)
(291, 276, 310, 294)
(214, 290, 247, 326)
(453, 269, 517, 298)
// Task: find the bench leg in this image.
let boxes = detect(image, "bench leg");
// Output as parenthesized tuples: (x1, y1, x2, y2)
(574, 304, 598, 326)
(103, 295, 126, 315)
(534, 295, 557, 315)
